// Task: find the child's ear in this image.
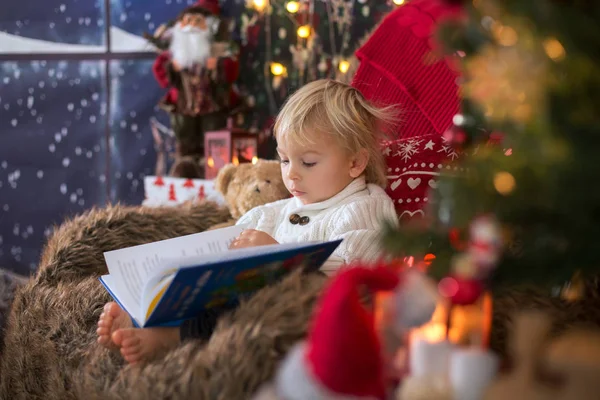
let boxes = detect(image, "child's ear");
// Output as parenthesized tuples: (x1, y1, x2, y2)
(215, 163, 237, 196)
(349, 149, 369, 178)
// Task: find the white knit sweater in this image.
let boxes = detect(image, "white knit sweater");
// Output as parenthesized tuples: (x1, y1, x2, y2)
(236, 177, 398, 275)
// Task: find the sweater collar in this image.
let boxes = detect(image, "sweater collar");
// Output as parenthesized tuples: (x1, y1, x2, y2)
(291, 177, 367, 213)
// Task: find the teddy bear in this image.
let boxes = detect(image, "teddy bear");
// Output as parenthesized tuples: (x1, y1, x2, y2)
(211, 159, 289, 227)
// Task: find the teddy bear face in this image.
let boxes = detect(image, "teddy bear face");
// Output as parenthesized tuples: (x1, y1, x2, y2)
(215, 160, 290, 219)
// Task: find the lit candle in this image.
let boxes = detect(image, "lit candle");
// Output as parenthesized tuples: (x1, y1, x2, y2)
(410, 333, 454, 378)
(449, 348, 499, 400)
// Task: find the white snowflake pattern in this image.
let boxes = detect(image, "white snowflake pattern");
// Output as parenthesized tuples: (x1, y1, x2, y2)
(396, 138, 423, 162)
(437, 137, 459, 160)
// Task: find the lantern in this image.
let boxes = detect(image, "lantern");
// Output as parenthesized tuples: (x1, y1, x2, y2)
(204, 128, 259, 179)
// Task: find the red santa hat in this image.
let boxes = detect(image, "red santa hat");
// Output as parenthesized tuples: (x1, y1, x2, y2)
(186, 0, 220, 15)
(352, 0, 463, 139)
(351, 0, 465, 222)
(274, 266, 401, 400)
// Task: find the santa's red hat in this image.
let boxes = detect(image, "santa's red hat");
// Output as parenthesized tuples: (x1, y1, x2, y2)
(274, 266, 401, 400)
(186, 0, 220, 15)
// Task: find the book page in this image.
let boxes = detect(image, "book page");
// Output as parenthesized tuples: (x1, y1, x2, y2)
(176, 241, 320, 269)
(103, 224, 245, 322)
(99, 274, 144, 326)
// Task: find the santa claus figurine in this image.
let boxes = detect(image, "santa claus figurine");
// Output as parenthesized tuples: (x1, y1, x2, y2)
(252, 265, 439, 400)
(152, 0, 240, 169)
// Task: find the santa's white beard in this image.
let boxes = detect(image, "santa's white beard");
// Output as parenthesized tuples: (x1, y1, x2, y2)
(170, 23, 212, 70)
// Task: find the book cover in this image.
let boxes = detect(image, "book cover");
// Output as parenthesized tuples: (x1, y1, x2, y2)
(142, 240, 341, 327)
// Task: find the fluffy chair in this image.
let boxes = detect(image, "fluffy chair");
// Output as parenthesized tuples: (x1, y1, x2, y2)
(75, 271, 327, 400)
(1, 188, 599, 400)
(0, 201, 230, 399)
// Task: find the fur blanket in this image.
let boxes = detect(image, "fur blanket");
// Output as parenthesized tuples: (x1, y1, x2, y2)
(2, 201, 600, 400)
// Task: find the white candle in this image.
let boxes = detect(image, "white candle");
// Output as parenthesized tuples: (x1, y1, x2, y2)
(410, 337, 454, 378)
(449, 348, 499, 400)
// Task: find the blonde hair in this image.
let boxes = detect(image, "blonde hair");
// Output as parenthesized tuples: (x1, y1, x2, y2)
(274, 79, 398, 188)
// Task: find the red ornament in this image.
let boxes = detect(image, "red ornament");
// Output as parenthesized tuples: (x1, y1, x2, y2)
(153, 176, 165, 187)
(183, 179, 195, 188)
(438, 276, 483, 305)
(449, 228, 467, 251)
(168, 183, 177, 202)
(487, 131, 504, 146)
(443, 125, 467, 146)
(198, 185, 205, 200)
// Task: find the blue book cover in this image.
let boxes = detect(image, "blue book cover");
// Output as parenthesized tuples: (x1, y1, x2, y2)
(99, 235, 341, 328)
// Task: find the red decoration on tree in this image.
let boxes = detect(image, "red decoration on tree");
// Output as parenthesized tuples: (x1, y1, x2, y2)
(438, 275, 483, 306)
(154, 176, 165, 186)
(183, 179, 195, 188)
(168, 183, 177, 202)
(198, 185, 205, 200)
(449, 228, 467, 251)
(487, 131, 505, 146)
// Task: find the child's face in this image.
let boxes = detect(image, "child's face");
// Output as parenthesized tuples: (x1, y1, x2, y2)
(277, 135, 361, 205)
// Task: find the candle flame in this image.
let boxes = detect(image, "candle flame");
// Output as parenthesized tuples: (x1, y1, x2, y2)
(207, 157, 215, 168)
(412, 300, 476, 344)
(232, 156, 239, 166)
(252, 156, 258, 164)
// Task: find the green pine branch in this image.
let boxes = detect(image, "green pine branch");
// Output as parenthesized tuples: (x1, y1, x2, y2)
(383, 0, 600, 291)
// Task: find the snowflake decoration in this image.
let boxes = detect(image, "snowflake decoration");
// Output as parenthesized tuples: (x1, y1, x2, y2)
(438, 137, 460, 160)
(396, 138, 423, 162)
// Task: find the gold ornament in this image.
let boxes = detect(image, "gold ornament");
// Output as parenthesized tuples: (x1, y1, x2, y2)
(493, 171, 516, 195)
(543, 38, 566, 62)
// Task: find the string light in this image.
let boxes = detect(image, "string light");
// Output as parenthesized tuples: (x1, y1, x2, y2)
(492, 23, 518, 47)
(393, 0, 405, 5)
(252, 0, 267, 11)
(494, 171, 516, 195)
(543, 37, 566, 61)
(338, 60, 350, 74)
(297, 25, 311, 38)
(285, 1, 300, 13)
(270, 62, 286, 76)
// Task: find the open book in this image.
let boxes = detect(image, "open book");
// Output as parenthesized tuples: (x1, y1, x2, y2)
(99, 225, 341, 328)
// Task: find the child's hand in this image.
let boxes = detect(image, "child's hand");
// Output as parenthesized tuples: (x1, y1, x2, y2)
(230, 230, 278, 249)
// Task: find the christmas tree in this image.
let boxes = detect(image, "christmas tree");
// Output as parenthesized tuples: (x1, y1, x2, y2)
(383, 0, 600, 291)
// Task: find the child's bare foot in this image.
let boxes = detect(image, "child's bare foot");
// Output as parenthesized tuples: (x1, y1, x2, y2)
(96, 302, 133, 349)
(112, 326, 180, 364)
